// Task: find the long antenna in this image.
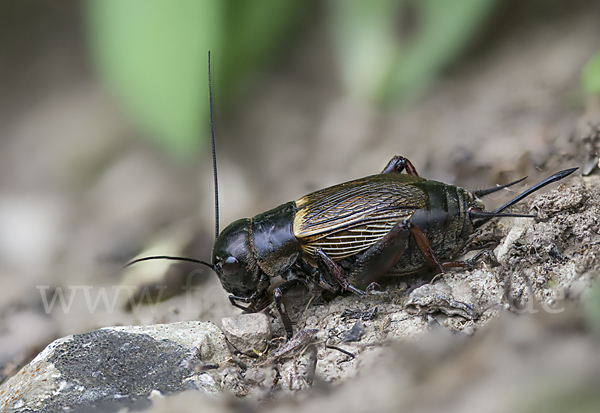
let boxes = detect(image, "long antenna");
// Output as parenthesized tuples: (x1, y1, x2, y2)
(120, 54, 220, 272)
(122, 256, 214, 270)
(208, 51, 219, 240)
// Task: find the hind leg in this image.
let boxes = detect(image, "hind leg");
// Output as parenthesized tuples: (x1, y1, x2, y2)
(381, 156, 420, 176)
(314, 220, 414, 294)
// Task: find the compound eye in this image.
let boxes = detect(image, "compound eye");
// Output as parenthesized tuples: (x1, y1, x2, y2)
(221, 256, 240, 275)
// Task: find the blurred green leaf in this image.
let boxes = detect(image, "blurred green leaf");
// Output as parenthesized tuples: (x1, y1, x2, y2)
(584, 278, 600, 337)
(86, 0, 305, 158)
(220, 0, 306, 98)
(581, 51, 600, 95)
(525, 388, 600, 413)
(86, 0, 223, 158)
(329, 0, 498, 104)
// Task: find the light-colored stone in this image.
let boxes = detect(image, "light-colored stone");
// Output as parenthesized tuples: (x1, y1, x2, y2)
(221, 313, 272, 355)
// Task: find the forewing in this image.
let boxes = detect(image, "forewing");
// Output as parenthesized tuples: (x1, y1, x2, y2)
(293, 174, 427, 260)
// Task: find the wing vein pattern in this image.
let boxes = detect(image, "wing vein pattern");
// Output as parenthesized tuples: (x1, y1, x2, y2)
(293, 174, 427, 260)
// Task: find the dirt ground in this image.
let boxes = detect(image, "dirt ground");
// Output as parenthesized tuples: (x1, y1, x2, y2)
(1, 0, 600, 410)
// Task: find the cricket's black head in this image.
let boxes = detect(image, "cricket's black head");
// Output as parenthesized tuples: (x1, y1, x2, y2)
(211, 218, 263, 298)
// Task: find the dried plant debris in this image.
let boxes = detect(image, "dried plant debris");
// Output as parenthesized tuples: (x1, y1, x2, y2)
(261, 329, 319, 366)
(341, 321, 364, 342)
(340, 305, 378, 321)
(405, 282, 479, 319)
(582, 124, 600, 175)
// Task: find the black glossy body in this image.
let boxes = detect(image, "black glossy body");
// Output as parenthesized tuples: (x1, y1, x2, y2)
(211, 165, 482, 311)
(212, 202, 302, 300)
(210, 155, 575, 339)
(252, 202, 302, 277)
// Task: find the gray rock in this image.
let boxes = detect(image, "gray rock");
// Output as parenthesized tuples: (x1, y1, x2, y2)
(221, 313, 271, 355)
(405, 282, 478, 320)
(0, 321, 230, 412)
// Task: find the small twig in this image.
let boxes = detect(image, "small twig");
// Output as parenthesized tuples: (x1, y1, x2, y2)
(305, 344, 318, 386)
(325, 344, 356, 358)
(380, 314, 390, 334)
(293, 354, 298, 377)
(391, 314, 420, 323)
(302, 294, 317, 329)
(269, 366, 281, 391)
(260, 329, 319, 366)
(316, 310, 336, 330)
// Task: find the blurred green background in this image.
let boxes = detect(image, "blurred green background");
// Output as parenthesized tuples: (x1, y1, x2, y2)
(85, 0, 505, 157)
(86, 0, 308, 157)
(83, 0, 600, 157)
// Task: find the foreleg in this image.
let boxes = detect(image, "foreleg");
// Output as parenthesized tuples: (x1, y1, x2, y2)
(273, 279, 306, 340)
